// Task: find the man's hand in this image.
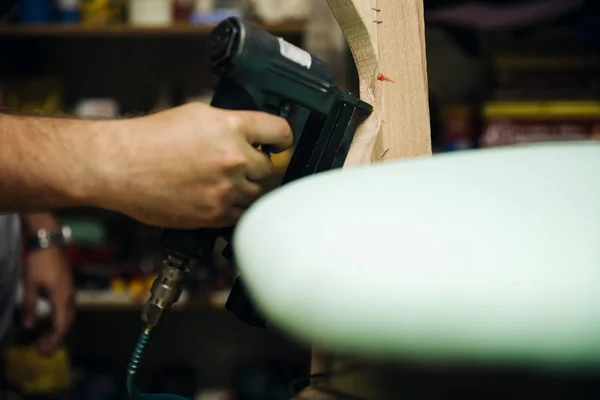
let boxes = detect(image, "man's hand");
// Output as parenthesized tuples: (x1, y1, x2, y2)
(22, 247, 75, 356)
(21, 213, 75, 357)
(91, 103, 293, 228)
(0, 103, 292, 228)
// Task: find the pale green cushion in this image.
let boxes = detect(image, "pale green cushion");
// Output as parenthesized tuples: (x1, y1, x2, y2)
(233, 142, 600, 367)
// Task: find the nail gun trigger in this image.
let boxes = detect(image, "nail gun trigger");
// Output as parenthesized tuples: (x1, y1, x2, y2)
(260, 145, 272, 159)
(259, 102, 290, 159)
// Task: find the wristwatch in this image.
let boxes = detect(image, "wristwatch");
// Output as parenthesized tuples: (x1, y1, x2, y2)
(25, 226, 73, 252)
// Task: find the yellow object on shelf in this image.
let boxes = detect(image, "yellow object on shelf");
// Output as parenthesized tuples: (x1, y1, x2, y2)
(484, 101, 600, 118)
(111, 277, 126, 292)
(81, 0, 122, 25)
(4, 78, 64, 115)
(129, 280, 145, 299)
(4, 345, 70, 395)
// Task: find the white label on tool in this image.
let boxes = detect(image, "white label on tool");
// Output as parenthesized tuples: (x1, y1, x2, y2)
(278, 37, 312, 69)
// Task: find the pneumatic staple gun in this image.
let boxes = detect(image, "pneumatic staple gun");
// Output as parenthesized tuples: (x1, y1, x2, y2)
(127, 16, 372, 399)
(142, 17, 372, 331)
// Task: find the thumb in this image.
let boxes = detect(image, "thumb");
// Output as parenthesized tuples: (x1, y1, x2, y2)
(23, 283, 37, 329)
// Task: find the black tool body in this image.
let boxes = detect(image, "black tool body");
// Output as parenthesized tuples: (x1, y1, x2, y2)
(160, 17, 372, 327)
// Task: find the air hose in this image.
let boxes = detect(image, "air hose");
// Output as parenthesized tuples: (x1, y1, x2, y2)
(126, 328, 192, 400)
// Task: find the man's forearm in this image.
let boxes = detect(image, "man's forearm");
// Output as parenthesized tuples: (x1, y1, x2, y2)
(0, 113, 119, 212)
(0, 102, 294, 229)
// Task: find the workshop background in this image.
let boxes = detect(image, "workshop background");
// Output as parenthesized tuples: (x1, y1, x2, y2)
(0, 0, 599, 399)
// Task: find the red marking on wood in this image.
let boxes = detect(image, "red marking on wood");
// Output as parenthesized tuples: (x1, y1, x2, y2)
(377, 73, 395, 83)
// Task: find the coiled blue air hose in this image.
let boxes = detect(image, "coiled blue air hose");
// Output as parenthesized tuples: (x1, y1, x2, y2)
(126, 329, 191, 400)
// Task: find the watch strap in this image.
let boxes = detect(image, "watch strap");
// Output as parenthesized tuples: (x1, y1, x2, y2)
(26, 226, 72, 252)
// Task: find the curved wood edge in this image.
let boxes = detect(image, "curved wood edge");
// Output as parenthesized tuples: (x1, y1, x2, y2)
(327, 0, 432, 166)
(301, 0, 432, 398)
(326, 0, 381, 166)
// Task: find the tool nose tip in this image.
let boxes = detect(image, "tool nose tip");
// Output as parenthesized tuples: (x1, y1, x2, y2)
(207, 18, 240, 71)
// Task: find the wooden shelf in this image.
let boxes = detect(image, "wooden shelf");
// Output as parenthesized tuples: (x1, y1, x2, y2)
(77, 290, 176, 310)
(0, 22, 305, 37)
(75, 290, 224, 311)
